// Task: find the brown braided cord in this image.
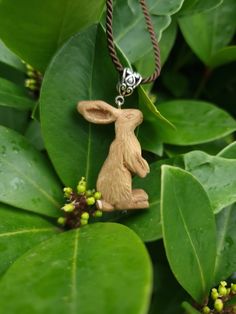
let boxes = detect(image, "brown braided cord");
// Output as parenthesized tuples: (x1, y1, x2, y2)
(105, 0, 161, 84)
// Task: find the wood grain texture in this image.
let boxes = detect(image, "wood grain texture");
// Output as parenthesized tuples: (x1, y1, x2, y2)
(77, 100, 150, 211)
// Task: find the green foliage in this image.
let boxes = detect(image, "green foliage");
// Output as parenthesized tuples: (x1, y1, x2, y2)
(0, 0, 105, 71)
(161, 166, 216, 303)
(0, 0, 235, 313)
(0, 223, 152, 314)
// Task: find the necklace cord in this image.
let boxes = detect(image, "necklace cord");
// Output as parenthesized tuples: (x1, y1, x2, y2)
(105, 0, 161, 84)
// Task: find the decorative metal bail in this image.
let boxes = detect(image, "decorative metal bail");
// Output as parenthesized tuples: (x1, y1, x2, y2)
(115, 68, 142, 108)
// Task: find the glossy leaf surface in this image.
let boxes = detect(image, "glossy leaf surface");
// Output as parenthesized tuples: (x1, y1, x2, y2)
(0, 125, 63, 216)
(161, 166, 216, 303)
(184, 151, 236, 213)
(214, 204, 236, 284)
(209, 46, 236, 68)
(218, 141, 236, 159)
(179, 0, 223, 15)
(0, 40, 25, 72)
(0, 0, 105, 71)
(0, 77, 34, 110)
(179, 0, 236, 65)
(0, 203, 58, 276)
(156, 100, 236, 145)
(0, 223, 152, 314)
(40, 25, 119, 188)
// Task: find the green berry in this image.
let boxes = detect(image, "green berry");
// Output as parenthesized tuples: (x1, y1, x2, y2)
(94, 191, 102, 200)
(63, 187, 72, 198)
(80, 218, 88, 226)
(214, 299, 223, 312)
(211, 288, 219, 300)
(77, 184, 86, 194)
(86, 197, 95, 206)
(78, 177, 86, 185)
(202, 306, 211, 314)
(57, 217, 66, 225)
(81, 212, 89, 220)
(226, 288, 231, 295)
(94, 210, 103, 218)
(218, 285, 227, 296)
(231, 284, 236, 293)
(85, 190, 93, 197)
(220, 281, 227, 287)
(62, 203, 75, 212)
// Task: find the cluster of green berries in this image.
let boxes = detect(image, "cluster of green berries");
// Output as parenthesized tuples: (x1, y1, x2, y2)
(57, 177, 103, 229)
(24, 64, 42, 96)
(202, 281, 236, 314)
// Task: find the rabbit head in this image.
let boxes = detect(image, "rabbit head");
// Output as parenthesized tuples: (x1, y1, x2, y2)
(77, 100, 143, 131)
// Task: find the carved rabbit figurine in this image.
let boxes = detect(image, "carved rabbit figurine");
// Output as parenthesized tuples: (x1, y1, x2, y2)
(77, 100, 150, 211)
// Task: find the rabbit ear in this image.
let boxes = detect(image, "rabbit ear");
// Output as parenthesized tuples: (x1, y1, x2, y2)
(77, 100, 119, 124)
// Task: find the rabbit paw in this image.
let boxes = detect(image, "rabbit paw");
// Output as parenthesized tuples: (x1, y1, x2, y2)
(136, 154, 150, 178)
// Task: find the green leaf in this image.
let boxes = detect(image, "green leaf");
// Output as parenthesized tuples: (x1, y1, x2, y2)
(138, 87, 172, 155)
(179, 0, 236, 65)
(40, 24, 120, 188)
(161, 166, 216, 303)
(184, 151, 236, 213)
(156, 100, 236, 145)
(24, 120, 45, 151)
(0, 77, 35, 110)
(209, 46, 236, 69)
(0, 0, 105, 71)
(0, 223, 152, 314)
(218, 142, 236, 159)
(0, 106, 29, 133)
(134, 20, 177, 78)
(110, 0, 182, 64)
(179, 0, 223, 15)
(0, 40, 25, 72)
(214, 204, 236, 284)
(0, 203, 58, 276)
(182, 302, 202, 314)
(0, 125, 63, 217)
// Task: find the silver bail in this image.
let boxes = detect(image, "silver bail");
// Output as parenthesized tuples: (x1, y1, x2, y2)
(117, 68, 142, 98)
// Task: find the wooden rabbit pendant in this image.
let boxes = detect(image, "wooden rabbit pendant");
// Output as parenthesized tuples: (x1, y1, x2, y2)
(77, 100, 150, 211)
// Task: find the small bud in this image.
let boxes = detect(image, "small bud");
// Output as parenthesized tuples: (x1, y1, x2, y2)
(220, 281, 227, 287)
(57, 217, 66, 225)
(202, 306, 211, 314)
(85, 190, 93, 197)
(211, 288, 219, 300)
(80, 218, 88, 226)
(78, 177, 86, 185)
(81, 212, 89, 220)
(226, 287, 231, 295)
(231, 283, 236, 293)
(27, 70, 36, 78)
(62, 203, 75, 212)
(26, 64, 34, 71)
(86, 197, 95, 206)
(94, 191, 102, 200)
(218, 285, 227, 296)
(77, 184, 86, 194)
(214, 299, 223, 312)
(63, 187, 72, 198)
(94, 210, 103, 218)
